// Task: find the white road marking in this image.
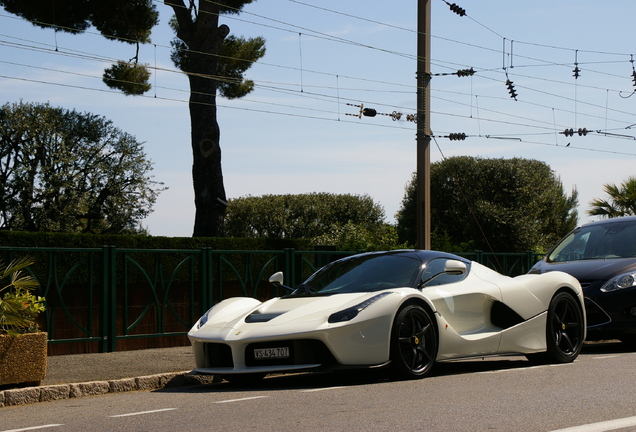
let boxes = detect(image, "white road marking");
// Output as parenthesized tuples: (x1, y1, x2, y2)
(550, 416, 636, 432)
(300, 386, 345, 393)
(215, 396, 269, 404)
(480, 361, 575, 374)
(109, 408, 177, 418)
(592, 355, 620, 359)
(479, 366, 540, 374)
(1, 426, 64, 432)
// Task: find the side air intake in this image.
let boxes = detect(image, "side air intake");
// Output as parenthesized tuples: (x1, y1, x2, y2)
(491, 301, 524, 329)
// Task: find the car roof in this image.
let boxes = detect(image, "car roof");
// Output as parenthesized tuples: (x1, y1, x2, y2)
(579, 215, 636, 227)
(349, 249, 466, 263)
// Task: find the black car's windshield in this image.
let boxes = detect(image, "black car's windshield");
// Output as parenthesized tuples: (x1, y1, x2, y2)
(297, 254, 422, 295)
(548, 219, 636, 262)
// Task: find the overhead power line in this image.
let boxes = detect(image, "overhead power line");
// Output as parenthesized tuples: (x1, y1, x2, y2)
(1, 2, 636, 160)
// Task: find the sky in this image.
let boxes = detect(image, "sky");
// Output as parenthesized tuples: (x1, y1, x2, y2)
(2, 1, 636, 237)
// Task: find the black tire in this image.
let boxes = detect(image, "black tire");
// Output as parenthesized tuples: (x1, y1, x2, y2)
(619, 336, 636, 348)
(526, 291, 584, 364)
(390, 304, 438, 379)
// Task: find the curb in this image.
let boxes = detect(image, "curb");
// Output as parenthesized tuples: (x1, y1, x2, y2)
(0, 371, 220, 408)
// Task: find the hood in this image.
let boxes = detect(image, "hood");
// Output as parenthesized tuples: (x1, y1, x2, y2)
(244, 293, 372, 325)
(531, 257, 636, 281)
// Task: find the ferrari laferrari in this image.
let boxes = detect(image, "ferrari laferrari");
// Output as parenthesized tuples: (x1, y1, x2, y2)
(188, 250, 586, 382)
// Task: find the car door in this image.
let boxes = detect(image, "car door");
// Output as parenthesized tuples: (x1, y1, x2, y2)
(422, 258, 504, 359)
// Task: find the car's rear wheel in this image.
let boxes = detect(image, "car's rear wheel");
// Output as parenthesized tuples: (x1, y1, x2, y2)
(527, 291, 584, 364)
(390, 304, 438, 379)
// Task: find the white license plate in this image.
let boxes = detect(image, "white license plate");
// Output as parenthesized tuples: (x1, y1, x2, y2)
(254, 347, 290, 359)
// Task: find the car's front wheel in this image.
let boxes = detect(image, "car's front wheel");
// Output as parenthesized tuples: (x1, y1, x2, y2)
(390, 304, 438, 379)
(527, 291, 584, 364)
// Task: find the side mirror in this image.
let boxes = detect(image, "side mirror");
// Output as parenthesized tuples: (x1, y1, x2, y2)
(444, 260, 467, 276)
(269, 271, 284, 286)
(268, 271, 295, 293)
(420, 259, 467, 287)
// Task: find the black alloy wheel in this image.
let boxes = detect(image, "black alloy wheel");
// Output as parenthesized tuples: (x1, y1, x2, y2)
(527, 291, 584, 364)
(390, 304, 438, 379)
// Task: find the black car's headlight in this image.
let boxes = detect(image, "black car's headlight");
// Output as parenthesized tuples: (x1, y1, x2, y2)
(601, 272, 636, 293)
(328, 292, 391, 323)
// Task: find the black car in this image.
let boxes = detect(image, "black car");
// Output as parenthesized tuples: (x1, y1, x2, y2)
(529, 216, 636, 343)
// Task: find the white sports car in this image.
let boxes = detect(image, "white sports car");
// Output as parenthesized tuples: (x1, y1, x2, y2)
(188, 250, 586, 382)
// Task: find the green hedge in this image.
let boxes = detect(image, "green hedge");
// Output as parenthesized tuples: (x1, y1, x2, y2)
(0, 231, 315, 251)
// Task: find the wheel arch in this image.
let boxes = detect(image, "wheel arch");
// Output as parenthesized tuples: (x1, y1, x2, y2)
(526, 286, 586, 364)
(396, 297, 437, 323)
(554, 285, 585, 312)
(555, 285, 579, 297)
(553, 285, 587, 337)
(388, 297, 439, 379)
(391, 297, 439, 342)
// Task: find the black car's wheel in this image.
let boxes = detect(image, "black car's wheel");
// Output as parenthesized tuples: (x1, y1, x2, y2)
(390, 304, 438, 379)
(527, 291, 584, 364)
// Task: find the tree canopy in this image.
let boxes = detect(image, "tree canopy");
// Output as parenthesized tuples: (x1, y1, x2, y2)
(0, 0, 266, 237)
(224, 193, 401, 250)
(0, 101, 164, 234)
(395, 156, 579, 252)
(588, 176, 636, 218)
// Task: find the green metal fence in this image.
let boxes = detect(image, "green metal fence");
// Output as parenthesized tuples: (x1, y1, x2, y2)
(0, 246, 543, 353)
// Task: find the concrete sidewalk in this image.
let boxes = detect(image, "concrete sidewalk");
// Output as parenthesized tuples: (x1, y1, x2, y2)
(0, 346, 217, 408)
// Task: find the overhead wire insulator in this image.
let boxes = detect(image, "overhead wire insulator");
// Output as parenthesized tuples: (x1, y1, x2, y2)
(346, 103, 416, 122)
(346, 103, 378, 119)
(578, 128, 589, 136)
(456, 68, 475, 77)
(563, 128, 574, 137)
(448, 133, 467, 141)
(632, 70, 636, 88)
(448, 2, 466, 16)
(505, 79, 517, 100)
(573, 50, 580, 79)
(361, 108, 377, 117)
(390, 111, 402, 121)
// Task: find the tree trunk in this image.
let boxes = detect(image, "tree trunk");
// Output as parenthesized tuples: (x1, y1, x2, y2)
(180, 7, 228, 237)
(188, 72, 227, 237)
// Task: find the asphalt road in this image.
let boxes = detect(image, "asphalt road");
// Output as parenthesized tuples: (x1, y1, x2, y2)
(2, 343, 636, 432)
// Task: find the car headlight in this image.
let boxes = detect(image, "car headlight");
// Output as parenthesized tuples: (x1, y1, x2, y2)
(196, 305, 217, 328)
(328, 292, 391, 323)
(601, 272, 636, 293)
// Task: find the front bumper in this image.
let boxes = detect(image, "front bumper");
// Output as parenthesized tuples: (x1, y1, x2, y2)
(584, 283, 636, 340)
(192, 338, 334, 375)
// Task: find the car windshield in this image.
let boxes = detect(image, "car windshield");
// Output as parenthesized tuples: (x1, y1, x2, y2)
(297, 254, 422, 295)
(548, 219, 636, 262)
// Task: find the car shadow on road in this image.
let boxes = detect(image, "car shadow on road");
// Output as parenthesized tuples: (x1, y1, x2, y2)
(157, 358, 536, 394)
(581, 339, 635, 355)
(158, 340, 635, 394)
(158, 369, 393, 394)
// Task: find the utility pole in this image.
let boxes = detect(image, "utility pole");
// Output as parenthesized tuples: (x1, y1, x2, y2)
(416, 0, 431, 249)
